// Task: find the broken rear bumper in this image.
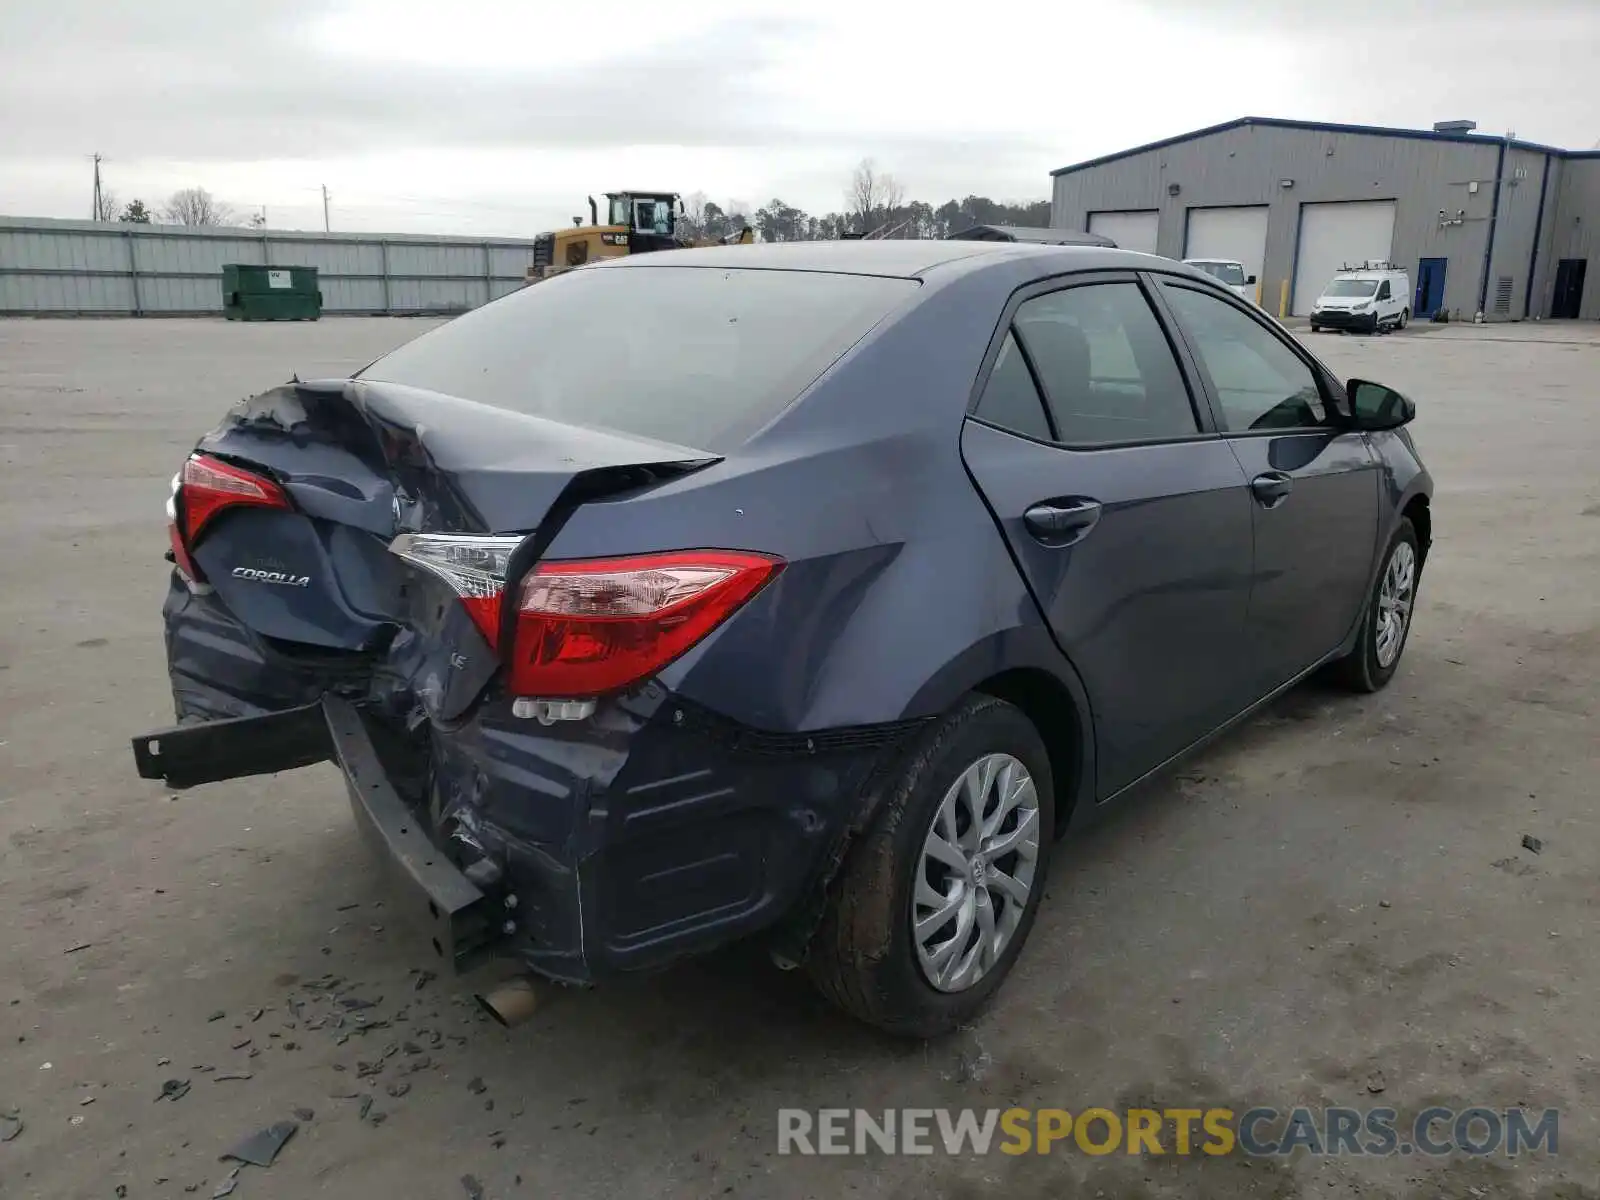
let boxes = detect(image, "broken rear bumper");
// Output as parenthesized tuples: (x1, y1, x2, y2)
(136, 583, 925, 985)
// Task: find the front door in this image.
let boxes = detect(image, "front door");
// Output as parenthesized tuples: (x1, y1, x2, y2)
(1156, 280, 1380, 694)
(1416, 257, 1447, 317)
(1552, 259, 1587, 320)
(959, 274, 1256, 797)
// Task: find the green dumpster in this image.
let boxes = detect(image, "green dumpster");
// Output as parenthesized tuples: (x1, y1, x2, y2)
(222, 264, 322, 321)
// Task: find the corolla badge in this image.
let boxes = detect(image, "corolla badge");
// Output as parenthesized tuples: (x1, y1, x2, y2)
(231, 567, 312, 587)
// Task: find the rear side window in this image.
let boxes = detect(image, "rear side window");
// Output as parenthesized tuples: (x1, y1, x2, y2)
(973, 332, 1052, 440)
(1012, 282, 1199, 445)
(361, 266, 917, 452)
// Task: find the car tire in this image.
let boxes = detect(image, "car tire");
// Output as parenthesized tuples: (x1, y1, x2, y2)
(807, 694, 1055, 1037)
(1399, 307, 1410, 329)
(1330, 518, 1422, 693)
(1310, 324, 1322, 333)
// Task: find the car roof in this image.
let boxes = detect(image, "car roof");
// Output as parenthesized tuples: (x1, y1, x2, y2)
(604, 239, 1172, 280)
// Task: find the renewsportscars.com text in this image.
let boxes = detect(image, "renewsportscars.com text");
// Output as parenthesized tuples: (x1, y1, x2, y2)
(777, 1106, 1558, 1158)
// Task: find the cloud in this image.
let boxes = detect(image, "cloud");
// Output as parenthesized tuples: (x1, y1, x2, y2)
(2, 0, 1596, 232)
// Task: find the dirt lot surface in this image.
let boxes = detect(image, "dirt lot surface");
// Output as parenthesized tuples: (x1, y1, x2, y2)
(1, 316, 1597, 1200)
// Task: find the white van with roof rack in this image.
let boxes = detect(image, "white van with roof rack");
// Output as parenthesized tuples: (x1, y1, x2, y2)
(1309, 263, 1410, 334)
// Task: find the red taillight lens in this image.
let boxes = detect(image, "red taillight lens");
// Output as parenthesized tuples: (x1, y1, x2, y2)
(178, 453, 291, 547)
(387, 534, 523, 648)
(507, 550, 784, 698)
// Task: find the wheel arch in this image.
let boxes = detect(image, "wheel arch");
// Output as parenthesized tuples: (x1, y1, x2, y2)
(1402, 492, 1432, 566)
(973, 667, 1090, 837)
(900, 623, 1098, 836)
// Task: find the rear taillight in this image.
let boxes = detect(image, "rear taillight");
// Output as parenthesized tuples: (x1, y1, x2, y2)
(387, 536, 784, 701)
(168, 453, 292, 582)
(507, 550, 784, 698)
(387, 534, 522, 648)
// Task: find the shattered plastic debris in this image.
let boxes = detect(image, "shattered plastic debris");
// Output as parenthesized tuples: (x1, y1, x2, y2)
(213, 1166, 241, 1198)
(293, 1107, 315, 1122)
(220, 1120, 298, 1167)
(156, 1079, 192, 1103)
(208, 1011, 226, 1023)
(461, 1175, 485, 1200)
(1522, 834, 1544, 855)
(1, 1111, 22, 1142)
(214, 1073, 254, 1082)
(467, 1077, 487, 1095)
(413, 970, 437, 992)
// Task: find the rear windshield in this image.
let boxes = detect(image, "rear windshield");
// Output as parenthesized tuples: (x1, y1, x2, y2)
(1192, 261, 1246, 286)
(1325, 278, 1379, 297)
(360, 266, 918, 452)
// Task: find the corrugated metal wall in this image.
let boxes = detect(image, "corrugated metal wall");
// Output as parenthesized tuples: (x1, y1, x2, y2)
(0, 216, 540, 316)
(1050, 123, 1558, 320)
(1548, 159, 1600, 319)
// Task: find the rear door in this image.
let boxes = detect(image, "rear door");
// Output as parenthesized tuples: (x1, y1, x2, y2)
(1154, 278, 1379, 693)
(959, 271, 1256, 798)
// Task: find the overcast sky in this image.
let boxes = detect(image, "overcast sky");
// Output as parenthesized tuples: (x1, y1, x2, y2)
(2, 0, 1596, 236)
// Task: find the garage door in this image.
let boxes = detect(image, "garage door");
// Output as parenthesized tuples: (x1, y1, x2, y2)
(1184, 206, 1268, 297)
(1087, 211, 1159, 255)
(1291, 201, 1396, 315)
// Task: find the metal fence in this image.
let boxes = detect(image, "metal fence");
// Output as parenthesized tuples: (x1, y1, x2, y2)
(0, 216, 541, 316)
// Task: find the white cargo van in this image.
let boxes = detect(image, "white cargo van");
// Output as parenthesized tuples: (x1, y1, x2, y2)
(1183, 258, 1257, 304)
(1309, 264, 1410, 334)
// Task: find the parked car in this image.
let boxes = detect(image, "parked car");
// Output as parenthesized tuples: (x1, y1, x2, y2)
(1182, 257, 1257, 303)
(133, 244, 1432, 1037)
(1310, 265, 1411, 333)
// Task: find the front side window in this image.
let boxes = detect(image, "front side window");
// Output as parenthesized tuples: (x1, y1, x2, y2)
(1194, 262, 1247, 287)
(1377, 280, 1392, 300)
(1162, 285, 1326, 432)
(1012, 282, 1199, 445)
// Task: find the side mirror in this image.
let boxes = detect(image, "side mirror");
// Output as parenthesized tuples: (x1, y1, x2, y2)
(1346, 379, 1416, 430)
(1246, 274, 1258, 285)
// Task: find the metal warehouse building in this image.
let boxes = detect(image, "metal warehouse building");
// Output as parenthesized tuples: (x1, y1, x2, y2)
(1050, 116, 1599, 322)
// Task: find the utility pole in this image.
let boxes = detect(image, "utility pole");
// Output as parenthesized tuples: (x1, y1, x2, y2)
(321, 184, 331, 233)
(92, 153, 103, 221)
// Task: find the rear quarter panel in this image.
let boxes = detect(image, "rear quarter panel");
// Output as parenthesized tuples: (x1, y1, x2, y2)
(540, 256, 1091, 734)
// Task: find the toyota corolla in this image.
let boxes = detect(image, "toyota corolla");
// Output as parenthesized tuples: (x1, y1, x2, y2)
(133, 240, 1432, 1036)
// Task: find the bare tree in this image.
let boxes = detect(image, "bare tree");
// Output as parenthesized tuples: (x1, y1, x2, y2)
(847, 159, 904, 235)
(163, 187, 236, 227)
(93, 187, 120, 222)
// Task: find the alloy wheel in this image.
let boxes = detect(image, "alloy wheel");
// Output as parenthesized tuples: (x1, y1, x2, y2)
(912, 753, 1042, 993)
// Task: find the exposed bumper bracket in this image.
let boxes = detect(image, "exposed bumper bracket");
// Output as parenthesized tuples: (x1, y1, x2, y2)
(131, 697, 503, 975)
(131, 701, 332, 789)
(322, 695, 501, 975)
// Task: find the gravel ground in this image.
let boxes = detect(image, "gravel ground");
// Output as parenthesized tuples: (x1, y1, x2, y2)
(0, 315, 1596, 1200)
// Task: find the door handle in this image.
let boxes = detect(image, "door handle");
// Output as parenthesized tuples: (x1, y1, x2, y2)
(1250, 471, 1294, 507)
(1023, 499, 1102, 545)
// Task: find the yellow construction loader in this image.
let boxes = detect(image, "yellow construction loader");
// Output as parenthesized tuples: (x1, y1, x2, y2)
(525, 191, 753, 283)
